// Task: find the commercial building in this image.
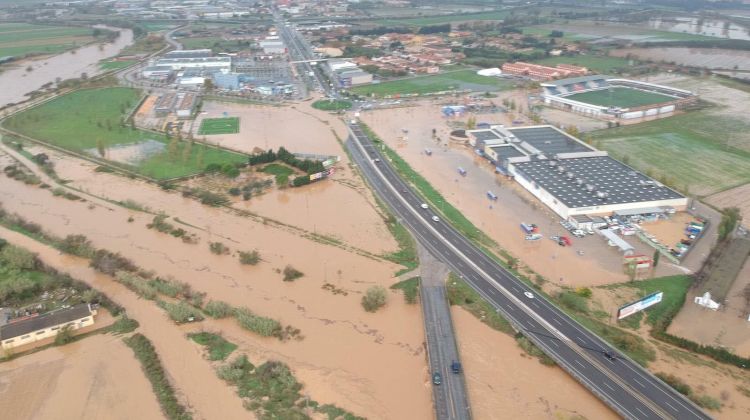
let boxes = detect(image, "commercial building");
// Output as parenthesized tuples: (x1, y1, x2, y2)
(337, 69, 372, 87)
(153, 56, 232, 71)
(259, 39, 286, 54)
(467, 125, 687, 219)
(501, 61, 588, 81)
(163, 49, 213, 59)
(142, 65, 174, 80)
(153, 92, 198, 119)
(0, 304, 96, 350)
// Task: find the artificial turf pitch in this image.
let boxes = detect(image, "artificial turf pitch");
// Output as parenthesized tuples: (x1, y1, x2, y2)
(198, 117, 240, 135)
(564, 87, 676, 108)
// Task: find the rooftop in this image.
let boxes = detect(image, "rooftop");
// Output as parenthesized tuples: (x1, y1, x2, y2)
(507, 126, 593, 156)
(471, 129, 501, 142)
(0, 304, 93, 341)
(490, 145, 525, 159)
(512, 156, 684, 209)
(541, 75, 612, 87)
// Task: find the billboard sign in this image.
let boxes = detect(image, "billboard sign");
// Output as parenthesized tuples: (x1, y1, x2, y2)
(617, 291, 663, 320)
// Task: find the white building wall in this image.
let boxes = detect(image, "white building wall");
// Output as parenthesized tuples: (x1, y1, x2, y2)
(1, 313, 95, 350)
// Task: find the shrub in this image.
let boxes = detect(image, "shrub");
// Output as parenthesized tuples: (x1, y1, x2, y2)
(54, 324, 75, 345)
(282, 265, 303, 281)
(90, 249, 138, 275)
(124, 333, 193, 420)
(234, 307, 282, 337)
(557, 290, 589, 313)
(209, 242, 229, 255)
(111, 315, 139, 334)
(692, 394, 722, 411)
(148, 277, 190, 298)
(158, 300, 204, 323)
(238, 250, 261, 265)
(188, 332, 237, 361)
(116, 271, 158, 300)
(575, 287, 592, 298)
(361, 286, 387, 312)
(655, 372, 692, 396)
(0, 245, 37, 270)
(204, 300, 234, 318)
(59, 234, 95, 257)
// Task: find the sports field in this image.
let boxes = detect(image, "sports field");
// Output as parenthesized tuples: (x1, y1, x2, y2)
(2, 88, 245, 179)
(350, 69, 514, 97)
(564, 87, 676, 108)
(0, 23, 93, 58)
(198, 117, 240, 135)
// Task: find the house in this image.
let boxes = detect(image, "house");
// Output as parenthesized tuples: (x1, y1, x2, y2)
(0, 304, 97, 350)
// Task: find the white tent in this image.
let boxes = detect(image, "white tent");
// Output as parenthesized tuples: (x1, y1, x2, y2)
(477, 68, 502, 77)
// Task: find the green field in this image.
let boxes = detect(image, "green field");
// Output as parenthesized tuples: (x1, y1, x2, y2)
(0, 23, 93, 57)
(565, 87, 676, 108)
(590, 111, 750, 196)
(531, 55, 632, 73)
(312, 99, 352, 111)
(199, 117, 240, 135)
(350, 69, 514, 97)
(375, 10, 509, 26)
(99, 59, 136, 70)
(3, 88, 246, 179)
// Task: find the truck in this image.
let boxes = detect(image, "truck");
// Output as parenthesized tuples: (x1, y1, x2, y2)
(457, 167, 467, 176)
(520, 223, 538, 234)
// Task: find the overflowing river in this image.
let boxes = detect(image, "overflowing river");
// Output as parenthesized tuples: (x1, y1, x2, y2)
(0, 26, 134, 108)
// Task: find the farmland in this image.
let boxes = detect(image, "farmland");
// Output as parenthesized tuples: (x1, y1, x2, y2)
(565, 87, 676, 108)
(0, 23, 94, 58)
(589, 111, 750, 196)
(198, 117, 240, 135)
(350, 69, 515, 97)
(3, 88, 245, 179)
(531, 55, 633, 74)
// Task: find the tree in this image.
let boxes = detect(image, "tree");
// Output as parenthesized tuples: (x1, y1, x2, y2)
(361, 286, 387, 312)
(0, 245, 37, 270)
(203, 78, 214, 91)
(718, 207, 741, 242)
(239, 250, 261, 265)
(466, 116, 477, 130)
(652, 249, 661, 268)
(96, 138, 106, 158)
(54, 324, 75, 346)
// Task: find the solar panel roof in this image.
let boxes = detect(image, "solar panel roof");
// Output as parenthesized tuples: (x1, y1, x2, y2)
(472, 130, 501, 141)
(512, 156, 684, 208)
(508, 126, 593, 155)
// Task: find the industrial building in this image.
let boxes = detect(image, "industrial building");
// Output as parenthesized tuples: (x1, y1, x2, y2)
(467, 125, 687, 219)
(337, 69, 373, 87)
(153, 92, 198, 119)
(0, 304, 96, 350)
(153, 56, 232, 71)
(141, 65, 174, 80)
(259, 39, 286, 54)
(163, 49, 213, 59)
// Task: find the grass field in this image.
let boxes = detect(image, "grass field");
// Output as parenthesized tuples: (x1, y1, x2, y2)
(0, 23, 93, 57)
(350, 69, 514, 97)
(375, 10, 509, 26)
(564, 87, 676, 108)
(605, 275, 693, 329)
(3, 88, 245, 179)
(99, 59, 136, 70)
(590, 111, 750, 196)
(198, 117, 240, 135)
(312, 99, 352, 111)
(531, 55, 632, 73)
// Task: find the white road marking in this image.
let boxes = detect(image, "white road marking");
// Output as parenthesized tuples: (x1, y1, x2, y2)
(635, 407, 648, 417)
(603, 382, 615, 391)
(665, 401, 678, 412)
(574, 359, 586, 369)
(634, 378, 646, 388)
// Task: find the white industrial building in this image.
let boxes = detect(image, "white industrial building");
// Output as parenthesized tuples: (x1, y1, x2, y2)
(153, 56, 232, 71)
(1, 304, 96, 350)
(467, 125, 688, 219)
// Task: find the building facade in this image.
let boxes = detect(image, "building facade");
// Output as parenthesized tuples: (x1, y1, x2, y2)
(0, 304, 96, 350)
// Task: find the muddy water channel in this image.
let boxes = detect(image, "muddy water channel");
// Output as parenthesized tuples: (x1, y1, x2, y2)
(0, 169, 432, 418)
(0, 26, 134, 107)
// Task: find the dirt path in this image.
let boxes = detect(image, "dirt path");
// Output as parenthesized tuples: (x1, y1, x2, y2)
(0, 226, 251, 420)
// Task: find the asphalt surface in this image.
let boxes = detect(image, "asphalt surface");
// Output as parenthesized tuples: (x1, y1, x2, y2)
(346, 122, 711, 420)
(418, 245, 471, 420)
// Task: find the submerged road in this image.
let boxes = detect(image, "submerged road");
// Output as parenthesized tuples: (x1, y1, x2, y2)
(345, 122, 710, 420)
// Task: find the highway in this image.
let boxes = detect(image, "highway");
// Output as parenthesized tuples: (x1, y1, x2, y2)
(346, 122, 711, 420)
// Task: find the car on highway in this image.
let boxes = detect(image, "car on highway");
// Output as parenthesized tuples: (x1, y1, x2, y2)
(432, 216, 440, 222)
(524, 291, 535, 299)
(420, 203, 429, 209)
(451, 361, 462, 374)
(432, 372, 442, 385)
(604, 351, 617, 361)
(373, 158, 381, 163)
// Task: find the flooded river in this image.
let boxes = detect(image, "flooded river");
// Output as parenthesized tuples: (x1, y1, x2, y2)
(611, 47, 750, 70)
(0, 26, 134, 108)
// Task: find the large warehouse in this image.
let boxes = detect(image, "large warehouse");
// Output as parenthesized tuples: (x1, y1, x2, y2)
(541, 75, 696, 121)
(467, 125, 687, 219)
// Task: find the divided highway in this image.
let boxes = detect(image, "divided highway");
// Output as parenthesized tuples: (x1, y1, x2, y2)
(346, 122, 711, 420)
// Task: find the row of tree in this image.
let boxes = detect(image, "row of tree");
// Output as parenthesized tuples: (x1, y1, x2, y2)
(248, 147, 325, 175)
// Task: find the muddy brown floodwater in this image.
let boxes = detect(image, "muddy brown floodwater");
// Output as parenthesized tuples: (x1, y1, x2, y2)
(0, 334, 163, 420)
(0, 148, 432, 418)
(0, 26, 134, 108)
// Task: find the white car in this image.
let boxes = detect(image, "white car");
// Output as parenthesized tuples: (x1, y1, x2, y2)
(420, 203, 429, 209)
(432, 216, 440, 222)
(524, 291, 534, 299)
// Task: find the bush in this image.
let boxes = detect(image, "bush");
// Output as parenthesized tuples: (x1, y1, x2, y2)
(233, 307, 282, 337)
(59, 234, 95, 257)
(115, 271, 158, 300)
(575, 287, 592, 298)
(655, 372, 692, 396)
(557, 290, 589, 313)
(209, 242, 229, 255)
(54, 324, 75, 345)
(90, 249, 138, 275)
(204, 300, 233, 319)
(0, 244, 37, 270)
(188, 332, 237, 361)
(110, 315, 139, 334)
(361, 286, 387, 312)
(282, 265, 303, 281)
(158, 300, 204, 323)
(124, 333, 193, 420)
(692, 394, 722, 411)
(238, 250, 261, 265)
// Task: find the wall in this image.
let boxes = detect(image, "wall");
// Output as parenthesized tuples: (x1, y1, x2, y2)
(1, 313, 95, 350)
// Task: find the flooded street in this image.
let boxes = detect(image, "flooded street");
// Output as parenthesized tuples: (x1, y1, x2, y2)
(0, 26, 134, 107)
(0, 145, 432, 418)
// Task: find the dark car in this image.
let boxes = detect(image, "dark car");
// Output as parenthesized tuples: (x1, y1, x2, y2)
(604, 351, 617, 361)
(432, 372, 442, 385)
(451, 361, 462, 374)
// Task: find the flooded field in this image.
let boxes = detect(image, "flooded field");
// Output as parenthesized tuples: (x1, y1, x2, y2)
(0, 334, 163, 420)
(359, 99, 685, 287)
(648, 17, 750, 41)
(0, 141, 431, 418)
(611, 47, 750, 70)
(0, 26, 134, 108)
